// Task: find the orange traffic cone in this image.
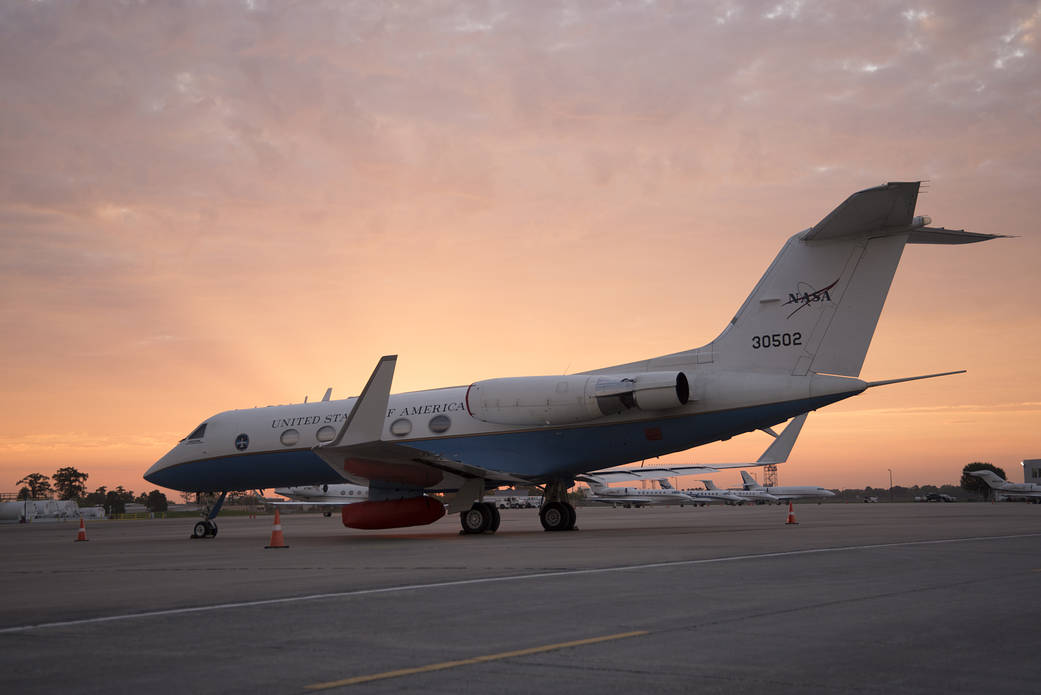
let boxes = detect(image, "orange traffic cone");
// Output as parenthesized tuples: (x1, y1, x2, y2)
(785, 501, 798, 525)
(74, 518, 88, 542)
(265, 509, 289, 548)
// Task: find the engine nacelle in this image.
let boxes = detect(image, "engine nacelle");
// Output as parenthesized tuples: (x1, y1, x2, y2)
(341, 496, 446, 530)
(466, 371, 690, 427)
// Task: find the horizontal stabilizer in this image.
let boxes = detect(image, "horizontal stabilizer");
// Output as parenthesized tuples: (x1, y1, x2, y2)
(804, 182, 920, 241)
(908, 228, 1012, 244)
(866, 370, 965, 388)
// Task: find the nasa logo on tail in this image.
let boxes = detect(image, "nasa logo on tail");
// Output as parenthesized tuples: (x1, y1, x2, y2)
(784, 279, 838, 318)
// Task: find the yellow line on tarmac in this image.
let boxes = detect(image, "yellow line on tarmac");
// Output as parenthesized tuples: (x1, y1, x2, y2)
(304, 630, 649, 690)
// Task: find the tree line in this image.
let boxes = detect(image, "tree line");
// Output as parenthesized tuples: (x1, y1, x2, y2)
(15, 467, 168, 514)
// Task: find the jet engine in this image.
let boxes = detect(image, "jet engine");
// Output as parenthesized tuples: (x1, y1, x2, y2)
(465, 371, 690, 427)
(341, 496, 446, 530)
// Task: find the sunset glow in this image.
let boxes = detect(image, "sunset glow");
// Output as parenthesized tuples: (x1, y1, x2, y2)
(2, 1, 1039, 495)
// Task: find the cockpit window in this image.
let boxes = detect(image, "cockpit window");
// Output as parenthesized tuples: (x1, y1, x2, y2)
(182, 423, 207, 441)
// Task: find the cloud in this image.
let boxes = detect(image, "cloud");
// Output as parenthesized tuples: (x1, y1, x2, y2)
(0, 0, 1038, 490)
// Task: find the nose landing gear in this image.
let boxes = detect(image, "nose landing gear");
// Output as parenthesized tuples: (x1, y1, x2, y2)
(190, 491, 227, 539)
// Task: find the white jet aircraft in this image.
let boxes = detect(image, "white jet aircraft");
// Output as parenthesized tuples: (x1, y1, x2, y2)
(969, 471, 1041, 502)
(144, 182, 1003, 537)
(701, 479, 780, 505)
(739, 471, 836, 504)
(579, 475, 741, 507)
(273, 483, 369, 517)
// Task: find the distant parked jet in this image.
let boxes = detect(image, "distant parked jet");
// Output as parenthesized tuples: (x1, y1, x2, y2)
(739, 471, 835, 503)
(969, 471, 1041, 502)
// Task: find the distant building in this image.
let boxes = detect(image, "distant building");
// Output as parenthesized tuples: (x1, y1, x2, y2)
(1022, 459, 1041, 484)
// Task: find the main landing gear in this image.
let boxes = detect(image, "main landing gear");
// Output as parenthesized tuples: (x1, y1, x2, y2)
(191, 491, 227, 539)
(539, 480, 577, 532)
(459, 502, 501, 534)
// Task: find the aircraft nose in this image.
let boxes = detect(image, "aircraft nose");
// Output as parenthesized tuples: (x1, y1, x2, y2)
(144, 450, 176, 485)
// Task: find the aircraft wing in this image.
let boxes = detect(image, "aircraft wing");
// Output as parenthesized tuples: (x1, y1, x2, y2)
(589, 413, 808, 484)
(313, 356, 532, 490)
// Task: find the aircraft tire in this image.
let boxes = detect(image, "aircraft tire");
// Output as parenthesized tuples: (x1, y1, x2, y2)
(563, 502, 577, 530)
(486, 503, 501, 533)
(192, 521, 208, 539)
(460, 504, 491, 534)
(539, 502, 569, 532)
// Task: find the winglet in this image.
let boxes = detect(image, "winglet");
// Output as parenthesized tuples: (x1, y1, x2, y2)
(323, 355, 397, 448)
(757, 413, 807, 464)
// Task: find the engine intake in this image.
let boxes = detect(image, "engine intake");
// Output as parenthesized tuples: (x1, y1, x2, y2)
(466, 371, 690, 427)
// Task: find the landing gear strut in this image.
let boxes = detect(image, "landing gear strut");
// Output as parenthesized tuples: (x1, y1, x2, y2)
(459, 502, 500, 534)
(191, 491, 227, 539)
(540, 480, 577, 532)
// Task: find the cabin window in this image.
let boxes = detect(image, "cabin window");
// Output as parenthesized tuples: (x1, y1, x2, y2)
(280, 429, 300, 446)
(429, 415, 451, 433)
(390, 418, 412, 436)
(315, 425, 336, 443)
(183, 423, 207, 441)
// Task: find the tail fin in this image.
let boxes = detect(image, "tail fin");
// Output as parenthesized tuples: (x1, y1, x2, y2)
(740, 471, 763, 490)
(700, 479, 718, 491)
(658, 479, 675, 490)
(969, 470, 1006, 488)
(701, 182, 1003, 377)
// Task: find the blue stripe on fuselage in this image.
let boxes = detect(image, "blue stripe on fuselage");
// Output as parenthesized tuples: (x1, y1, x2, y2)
(147, 393, 852, 492)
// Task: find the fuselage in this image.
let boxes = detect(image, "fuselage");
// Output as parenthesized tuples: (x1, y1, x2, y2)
(759, 485, 836, 501)
(145, 372, 866, 493)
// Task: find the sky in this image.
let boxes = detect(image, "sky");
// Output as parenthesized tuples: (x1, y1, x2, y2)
(1, 0, 1039, 497)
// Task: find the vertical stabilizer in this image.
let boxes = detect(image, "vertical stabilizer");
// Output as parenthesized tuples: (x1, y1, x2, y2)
(699, 182, 1003, 377)
(709, 183, 924, 377)
(741, 470, 763, 490)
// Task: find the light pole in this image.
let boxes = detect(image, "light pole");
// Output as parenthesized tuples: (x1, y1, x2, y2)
(888, 468, 893, 503)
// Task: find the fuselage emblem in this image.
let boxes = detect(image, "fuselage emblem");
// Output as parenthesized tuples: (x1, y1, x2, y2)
(235, 433, 250, 451)
(783, 279, 838, 318)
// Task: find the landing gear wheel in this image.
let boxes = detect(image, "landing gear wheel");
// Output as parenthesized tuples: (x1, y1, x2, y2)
(191, 519, 217, 539)
(540, 502, 571, 532)
(486, 503, 501, 533)
(563, 502, 577, 530)
(460, 503, 492, 534)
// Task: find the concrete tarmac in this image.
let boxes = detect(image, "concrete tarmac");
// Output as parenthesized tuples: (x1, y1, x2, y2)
(2, 503, 1040, 694)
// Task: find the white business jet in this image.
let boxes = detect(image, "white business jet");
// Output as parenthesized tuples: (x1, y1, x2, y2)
(273, 483, 370, 517)
(969, 471, 1041, 502)
(739, 471, 836, 503)
(579, 475, 741, 507)
(144, 182, 1003, 537)
(700, 479, 780, 505)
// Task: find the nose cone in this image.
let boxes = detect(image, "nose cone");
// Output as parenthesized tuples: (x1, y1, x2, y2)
(822, 489, 836, 497)
(144, 449, 179, 488)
